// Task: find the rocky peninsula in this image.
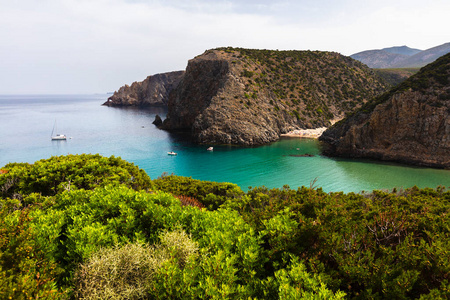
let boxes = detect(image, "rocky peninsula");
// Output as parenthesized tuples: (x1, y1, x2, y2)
(103, 71, 184, 107)
(159, 47, 388, 145)
(320, 53, 450, 169)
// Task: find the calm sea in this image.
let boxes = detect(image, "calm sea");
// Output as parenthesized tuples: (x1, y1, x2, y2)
(1, 94, 449, 193)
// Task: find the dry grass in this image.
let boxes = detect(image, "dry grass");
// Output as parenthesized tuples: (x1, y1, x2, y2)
(174, 194, 205, 209)
(74, 229, 198, 299)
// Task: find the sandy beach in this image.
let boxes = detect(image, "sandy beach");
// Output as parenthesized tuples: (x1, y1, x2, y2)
(280, 127, 328, 139)
(281, 118, 342, 139)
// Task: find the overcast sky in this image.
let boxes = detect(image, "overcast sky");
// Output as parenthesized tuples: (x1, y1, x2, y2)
(1, 0, 449, 94)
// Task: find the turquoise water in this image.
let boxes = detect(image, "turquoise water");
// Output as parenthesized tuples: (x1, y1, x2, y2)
(1, 94, 449, 193)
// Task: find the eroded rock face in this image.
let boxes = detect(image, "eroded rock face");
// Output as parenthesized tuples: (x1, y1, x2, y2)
(161, 48, 388, 146)
(162, 51, 290, 145)
(320, 53, 450, 168)
(104, 71, 184, 107)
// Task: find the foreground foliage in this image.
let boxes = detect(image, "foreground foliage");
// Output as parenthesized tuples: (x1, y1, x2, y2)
(1, 155, 449, 299)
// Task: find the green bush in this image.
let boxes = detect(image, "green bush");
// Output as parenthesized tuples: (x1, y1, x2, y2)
(1, 155, 449, 299)
(0, 154, 152, 198)
(74, 229, 199, 300)
(0, 202, 65, 299)
(152, 174, 243, 210)
(275, 256, 346, 299)
(224, 186, 450, 299)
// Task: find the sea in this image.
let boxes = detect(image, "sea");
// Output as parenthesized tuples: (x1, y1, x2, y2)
(1, 94, 449, 193)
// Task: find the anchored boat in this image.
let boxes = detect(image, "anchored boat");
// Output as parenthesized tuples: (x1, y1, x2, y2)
(51, 120, 66, 140)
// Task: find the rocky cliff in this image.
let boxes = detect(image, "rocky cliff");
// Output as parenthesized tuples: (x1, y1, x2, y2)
(161, 47, 388, 145)
(320, 53, 450, 168)
(103, 71, 184, 107)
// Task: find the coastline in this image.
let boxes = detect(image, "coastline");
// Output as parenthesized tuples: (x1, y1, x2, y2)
(281, 118, 342, 139)
(281, 127, 328, 139)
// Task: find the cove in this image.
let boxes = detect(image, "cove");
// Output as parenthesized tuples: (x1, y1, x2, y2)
(135, 135, 450, 193)
(0, 94, 448, 193)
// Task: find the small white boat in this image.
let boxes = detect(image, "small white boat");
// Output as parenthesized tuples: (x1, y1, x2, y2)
(167, 151, 177, 156)
(51, 120, 66, 140)
(52, 134, 67, 140)
(207, 147, 213, 151)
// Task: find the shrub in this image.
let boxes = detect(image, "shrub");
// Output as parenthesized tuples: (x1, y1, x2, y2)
(74, 242, 156, 300)
(0, 154, 152, 198)
(241, 69, 254, 78)
(275, 256, 346, 299)
(152, 175, 243, 210)
(74, 229, 199, 300)
(0, 203, 65, 299)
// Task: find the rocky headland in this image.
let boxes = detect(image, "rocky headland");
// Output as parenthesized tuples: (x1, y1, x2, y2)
(103, 71, 184, 107)
(160, 47, 389, 145)
(320, 53, 450, 169)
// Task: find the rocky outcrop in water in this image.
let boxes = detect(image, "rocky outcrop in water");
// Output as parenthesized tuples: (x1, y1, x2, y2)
(161, 47, 388, 145)
(103, 71, 184, 107)
(320, 53, 450, 169)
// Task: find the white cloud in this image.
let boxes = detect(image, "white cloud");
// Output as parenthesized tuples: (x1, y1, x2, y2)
(0, 0, 449, 93)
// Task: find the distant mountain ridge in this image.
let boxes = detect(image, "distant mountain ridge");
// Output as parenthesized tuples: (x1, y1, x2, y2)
(382, 45, 422, 56)
(351, 42, 450, 68)
(350, 49, 410, 69)
(391, 42, 450, 68)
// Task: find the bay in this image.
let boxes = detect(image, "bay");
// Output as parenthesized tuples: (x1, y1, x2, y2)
(1, 94, 449, 193)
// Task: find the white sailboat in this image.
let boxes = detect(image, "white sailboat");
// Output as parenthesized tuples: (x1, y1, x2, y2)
(51, 120, 66, 140)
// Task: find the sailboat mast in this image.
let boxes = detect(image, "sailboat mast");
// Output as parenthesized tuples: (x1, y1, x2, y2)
(52, 120, 56, 136)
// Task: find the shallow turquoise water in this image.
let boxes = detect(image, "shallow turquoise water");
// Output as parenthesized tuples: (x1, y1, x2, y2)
(1, 94, 449, 193)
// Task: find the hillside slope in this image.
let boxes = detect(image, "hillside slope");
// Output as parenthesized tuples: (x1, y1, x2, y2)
(161, 47, 388, 145)
(320, 53, 450, 168)
(391, 42, 450, 68)
(350, 49, 410, 68)
(373, 68, 419, 87)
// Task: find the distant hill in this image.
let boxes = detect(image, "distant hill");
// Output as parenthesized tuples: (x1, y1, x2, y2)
(391, 42, 450, 68)
(350, 50, 410, 69)
(351, 42, 450, 68)
(382, 45, 422, 56)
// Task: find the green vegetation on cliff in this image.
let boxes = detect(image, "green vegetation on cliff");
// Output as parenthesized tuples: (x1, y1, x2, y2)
(373, 68, 419, 87)
(163, 47, 389, 145)
(353, 52, 450, 116)
(320, 53, 450, 169)
(215, 47, 388, 125)
(1, 155, 449, 299)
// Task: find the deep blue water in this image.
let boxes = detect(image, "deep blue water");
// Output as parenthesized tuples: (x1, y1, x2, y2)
(1, 94, 449, 193)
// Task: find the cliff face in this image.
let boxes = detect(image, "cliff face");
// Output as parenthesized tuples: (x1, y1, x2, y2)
(103, 71, 184, 107)
(162, 48, 388, 145)
(320, 53, 450, 168)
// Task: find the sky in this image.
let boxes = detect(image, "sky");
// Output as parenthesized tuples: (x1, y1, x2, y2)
(1, 0, 449, 94)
